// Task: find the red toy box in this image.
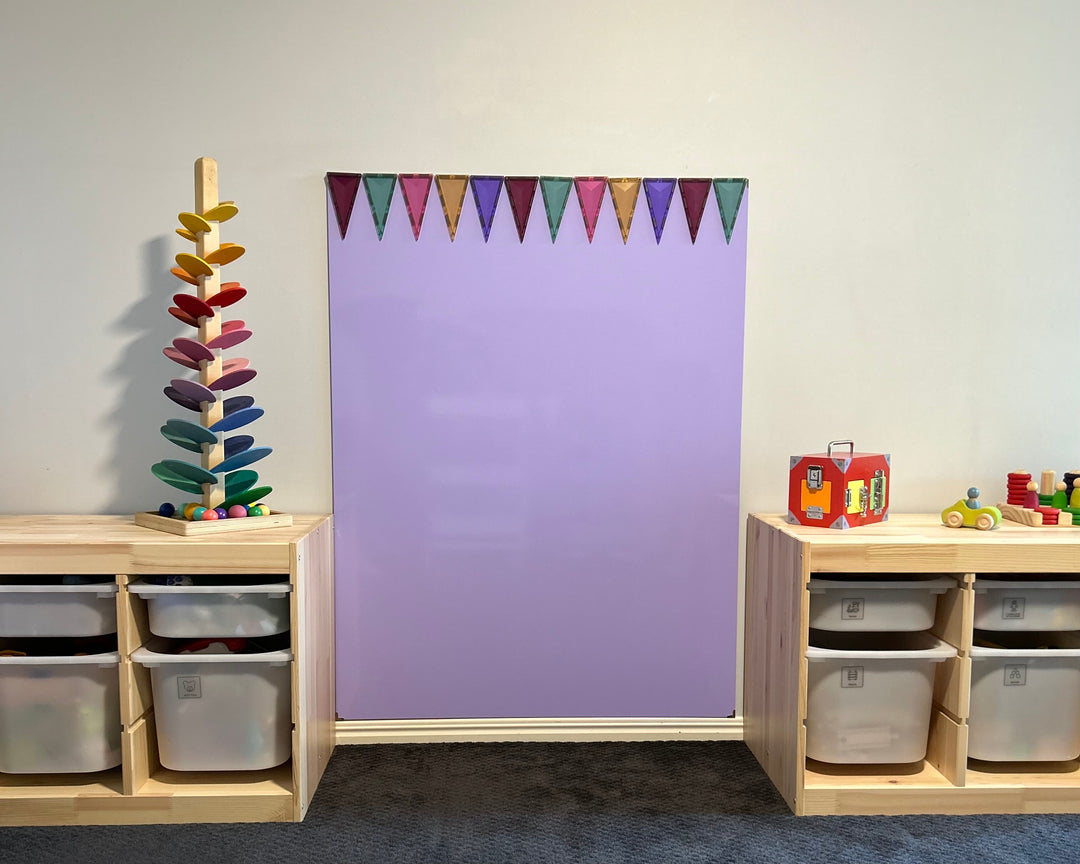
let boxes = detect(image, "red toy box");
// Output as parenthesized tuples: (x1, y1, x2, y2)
(788, 440, 891, 529)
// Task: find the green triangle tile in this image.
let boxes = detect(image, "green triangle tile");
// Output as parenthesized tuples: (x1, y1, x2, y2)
(713, 178, 747, 244)
(539, 177, 572, 243)
(363, 174, 397, 240)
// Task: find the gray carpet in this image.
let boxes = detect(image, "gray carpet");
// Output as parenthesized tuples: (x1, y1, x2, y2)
(3, 741, 1080, 863)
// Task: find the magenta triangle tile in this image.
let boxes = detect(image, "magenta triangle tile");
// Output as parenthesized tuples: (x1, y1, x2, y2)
(574, 177, 607, 243)
(398, 174, 434, 240)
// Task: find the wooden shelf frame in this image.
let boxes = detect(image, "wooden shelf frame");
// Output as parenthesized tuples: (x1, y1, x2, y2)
(0, 515, 334, 826)
(745, 513, 1080, 815)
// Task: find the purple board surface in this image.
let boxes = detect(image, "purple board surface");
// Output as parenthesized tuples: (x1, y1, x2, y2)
(328, 175, 747, 720)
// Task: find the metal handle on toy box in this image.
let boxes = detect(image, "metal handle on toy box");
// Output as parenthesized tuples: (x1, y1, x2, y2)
(827, 440, 855, 457)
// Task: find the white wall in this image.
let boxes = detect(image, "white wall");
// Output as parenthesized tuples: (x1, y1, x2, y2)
(4, 0, 1078, 520)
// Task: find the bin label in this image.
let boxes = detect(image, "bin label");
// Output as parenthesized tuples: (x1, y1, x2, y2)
(841, 665, 864, 688)
(1004, 664, 1027, 686)
(177, 675, 202, 699)
(1002, 597, 1025, 619)
(841, 598, 865, 620)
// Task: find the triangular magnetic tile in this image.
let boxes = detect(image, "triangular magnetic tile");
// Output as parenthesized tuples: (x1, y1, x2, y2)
(505, 177, 538, 243)
(398, 174, 433, 240)
(713, 178, 748, 244)
(643, 178, 677, 244)
(574, 177, 607, 243)
(678, 178, 712, 244)
(327, 173, 362, 239)
(607, 178, 641, 244)
(470, 176, 503, 242)
(363, 174, 397, 240)
(539, 177, 572, 243)
(436, 175, 469, 241)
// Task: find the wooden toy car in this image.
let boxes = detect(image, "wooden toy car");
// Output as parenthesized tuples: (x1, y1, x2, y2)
(942, 488, 1001, 530)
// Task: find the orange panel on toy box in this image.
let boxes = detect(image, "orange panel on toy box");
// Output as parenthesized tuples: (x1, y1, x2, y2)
(788, 440, 891, 529)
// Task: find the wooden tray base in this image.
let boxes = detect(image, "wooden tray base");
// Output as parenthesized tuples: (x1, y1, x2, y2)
(133, 510, 293, 535)
(997, 502, 1074, 528)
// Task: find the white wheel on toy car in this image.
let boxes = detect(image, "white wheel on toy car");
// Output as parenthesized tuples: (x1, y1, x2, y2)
(945, 511, 964, 528)
(975, 512, 995, 530)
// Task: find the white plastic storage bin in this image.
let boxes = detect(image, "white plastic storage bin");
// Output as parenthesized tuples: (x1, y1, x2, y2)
(132, 639, 293, 771)
(0, 649, 122, 773)
(973, 580, 1080, 631)
(808, 576, 955, 632)
(968, 631, 1080, 761)
(128, 578, 291, 638)
(805, 631, 956, 764)
(0, 578, 118, 637)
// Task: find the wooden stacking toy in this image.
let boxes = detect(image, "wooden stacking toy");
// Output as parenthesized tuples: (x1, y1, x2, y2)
(997, 468, 1076, 528)
(134, 157, 290, 535)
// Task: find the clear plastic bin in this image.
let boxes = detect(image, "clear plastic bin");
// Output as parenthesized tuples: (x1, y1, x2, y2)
(808, 576, 955, 632)
(805, 630, 956, 764)
(132, 638, 293, 771)
(0, 577, 118, 637)
(127, 578, 291, 638)
(0, 646, 122, 773)
(969, 631, 1080, 761)
(972, 580, 1080, 631)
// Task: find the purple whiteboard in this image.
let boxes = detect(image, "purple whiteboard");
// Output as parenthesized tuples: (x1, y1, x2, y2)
(328, 176, 747, 719)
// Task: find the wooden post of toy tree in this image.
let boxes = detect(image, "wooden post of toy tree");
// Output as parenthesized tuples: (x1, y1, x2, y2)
(195, 157, 225, 510)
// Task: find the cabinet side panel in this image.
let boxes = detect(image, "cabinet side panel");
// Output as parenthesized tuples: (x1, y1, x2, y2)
(293, 517, 336, 820)
(743, 516, 805, 812)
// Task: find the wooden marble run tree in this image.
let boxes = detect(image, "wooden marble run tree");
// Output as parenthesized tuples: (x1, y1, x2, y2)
(135, 157, 291, 535)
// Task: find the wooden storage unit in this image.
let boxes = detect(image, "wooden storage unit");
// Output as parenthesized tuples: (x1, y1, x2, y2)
(0, 515, 335, 826)
(745, 512, 1080, 815)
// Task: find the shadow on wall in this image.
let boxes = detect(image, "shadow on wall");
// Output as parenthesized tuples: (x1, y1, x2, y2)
(101, 237, 177, 515)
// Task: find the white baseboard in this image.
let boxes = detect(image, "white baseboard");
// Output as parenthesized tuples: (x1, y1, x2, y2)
(335, 716, 743, 745)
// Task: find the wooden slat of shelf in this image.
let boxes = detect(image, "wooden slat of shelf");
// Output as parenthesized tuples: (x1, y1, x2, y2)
(116, 574, 152, 656)
(291, 516, 336, 821)
(119, 659, 153, 728)
(933, 580, 973, 653)
(933, 655, 970, 721)
(965, 759, 1080, 786)
(756, 513, 1080, 573)
(0, 770, 126, 826)
(926, 706, 967, 786)
(0, 787, 293, 826)
(803, 758, 964, 815)
(805, 757, 954, 788)
(743, 516, 806, 814)
(122, 712, 159, 796)
(0, 770, 123, 798)
(802, 783, 1080, 816)
(139, 762, 292, 795)
(0, 515, 330, 574)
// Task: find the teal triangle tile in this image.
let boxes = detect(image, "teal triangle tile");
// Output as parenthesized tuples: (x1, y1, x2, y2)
(713, 178, 747, 244)
(363, 174, 397, 240)
(539, 177, 573, 243)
